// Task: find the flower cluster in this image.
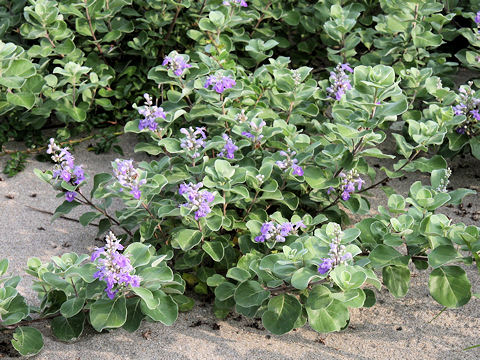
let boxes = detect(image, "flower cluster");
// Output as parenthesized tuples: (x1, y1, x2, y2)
(218, 134, 238, 159)
(204, 75, 236, 93)
(328, 169, 364, 201)
(452, 85, 480, 136)
(475, 11, 480, 25)
(112, 159, 146, 199)
(91, 232, 141, 299)
(292, 69, 302, 86)
(317, 224, 352, 274)
(436, 168, 452, 193)
(242, 120, 265, 148)
(276, 148, 304, 176)
(47, 139, 85, 202)
(137, 93, 166, 131)
(223, 0, 247, 7)
(162, 54, 191, 76)
(179, 182, 215, 220)
(180, 127, 207, 159)
(235, 109, 248, 122)
(255, 220, 306, 243)
(326, 63, 353, 101)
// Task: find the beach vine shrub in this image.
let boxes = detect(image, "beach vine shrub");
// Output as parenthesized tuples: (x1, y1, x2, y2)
(2, 0, 480, 357)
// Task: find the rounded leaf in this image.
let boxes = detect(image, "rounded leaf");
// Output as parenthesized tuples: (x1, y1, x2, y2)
(262, 294, 301, 335)
(428, 266, 471, 308)
(11, 326, 44, 356)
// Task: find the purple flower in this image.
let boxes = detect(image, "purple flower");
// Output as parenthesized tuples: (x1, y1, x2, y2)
(470, 109, 480, 121)
(48, 139, 86, 192)
(130, 187, 141, 200)
(91, 247, 105, 262)
(242, 131, 254, 139)
(137, 93, 166, 131)
(329, 170, 364, 201)
(276, 148, 303, 177)
(91, 232, 140, 299)
(65, 191, 76, 202)
(223, 0, 247, 6)
(456, 126, 467, 134)
(179, 182, 215, 220)
(452, 85, 480, 136)
(254, 220, 305, 243)
(327, 63, 353, 101)
(113, 159, 146, 199)
(242, 120, 265, 147)
(317, 223, 352, 274)
(60, 169, 71, 182)
(453, 103, 467, 116)
(218, 134, 238, 159)
(46, 138, 60, 155)
(318, 258, 333, 274)
(340, 63, 353, 73)
(204, 75, 236, 93)
(73, 166, 85, 185)
(475, 11, 480, 24)
(180, 127, 207, 159)
(162, 54, 191, 76)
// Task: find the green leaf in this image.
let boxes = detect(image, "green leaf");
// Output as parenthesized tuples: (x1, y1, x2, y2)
(132, 287, 159, 310)
(138, 266, 174, 285)
(205, 214, 223, 231)
(60, 296, 85, 318)
(291, 267, 323, 290)
(6, 92, 35, 110)
(330, 265, 367, 291)
(0, 259, 8, 276)
(52, 200, 82, 221)
(11, 327, 44, 356)
(306, 285, 333, 310)
(307, 299, 349, 333)
(332, 288, 366, 308)
(171, 229, 203, 251)
(123, 243, 153, 268)
(428, 245, 461, 269)
(140, 291, 178, 326)
(70, 107, 87, 122)
(470, 137, 480, 160)
(262, 294, 301, 335)
(90, 173, 112, 197)
(226, 267, 251, 282)
(134, 142, 163, 155)
(369, 245, 408, 268)
(429, 266, 471, 308)
(202, 241, 224, 262)
(89, 296, 127, 332)
(234, 280, 269, 307)
(65, 263, 97, 283)
(209, 11, 225, 26)
(382, 265, 410, 298)
(79, 212, 100, 226)
(122, 298, 143, 333)
(214, 282, 236, 301)
(304, 166, 328, 189)
(215, 159, 235, 179)
(388, 194, 405, 213)
(171, 294, 195, 312)
(42, 272, 70, 292)
(51, 312, 85, 341)
(207, 274, 226, 287)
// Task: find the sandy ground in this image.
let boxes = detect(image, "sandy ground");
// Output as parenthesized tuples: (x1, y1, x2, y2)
(0, 134, 479, 360)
